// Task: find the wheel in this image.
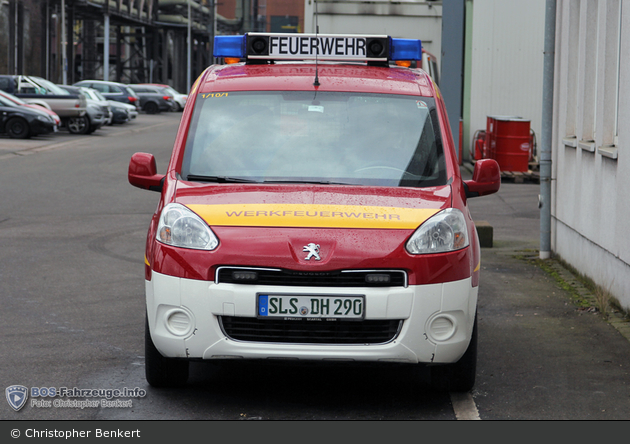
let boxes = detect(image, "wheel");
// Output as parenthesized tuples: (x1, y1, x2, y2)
(430, 313, 477, 392)
(5, 117, 30, 139)
(145, 313, 189, 387)
(66, 116, 91, 135)
(144, 101, 160, 114)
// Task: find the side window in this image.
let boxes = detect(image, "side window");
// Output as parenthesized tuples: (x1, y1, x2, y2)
(0, 77, 15, 92)
(91, 84, 107, 93)
(19, 80, 42, 94)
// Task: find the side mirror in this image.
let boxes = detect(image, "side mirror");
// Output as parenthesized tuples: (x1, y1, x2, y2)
(464, 159, 501, 198)
(128, 152, 164, 192)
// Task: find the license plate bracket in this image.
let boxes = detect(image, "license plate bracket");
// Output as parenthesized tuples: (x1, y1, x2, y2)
(257, 294, 365, 320)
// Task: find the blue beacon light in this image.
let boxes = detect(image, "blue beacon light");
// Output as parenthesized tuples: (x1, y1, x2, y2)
(390, 38, 423, 61)
(213, 35, 246, 58)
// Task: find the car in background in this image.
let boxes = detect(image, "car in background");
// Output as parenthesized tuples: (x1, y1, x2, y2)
(127, 84, 175, 114)
(75, 86, 126, 125)
(73, 80, 140, 111)
(0, 90, 61, 127)
(75, 86, 134, 125)
(58, 85, 110, 134)
(111, 100, 138, 123)
(138, 83, 187, 111)
(0, 75, 87, 133)
(0, 92, 57, 139)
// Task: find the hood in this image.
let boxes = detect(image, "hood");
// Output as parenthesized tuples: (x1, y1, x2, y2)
(173, 182, 452, 230)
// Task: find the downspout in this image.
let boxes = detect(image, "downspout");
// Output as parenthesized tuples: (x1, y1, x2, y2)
(539, 0, 556, 260)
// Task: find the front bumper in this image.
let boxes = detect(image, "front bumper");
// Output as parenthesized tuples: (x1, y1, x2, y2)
(146, 271, 477, 365)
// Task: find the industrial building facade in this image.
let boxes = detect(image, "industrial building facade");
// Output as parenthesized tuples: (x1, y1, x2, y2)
(0, 0, 303, 93)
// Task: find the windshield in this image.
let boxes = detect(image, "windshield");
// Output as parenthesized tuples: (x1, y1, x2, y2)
(181, 91, 446, 188)
(93, 90, 107, 101)
(0, 95, 18, 107)
(0, 92, 25, 105)
(164, 86, 179, 96)
(31, 77, 69, 95)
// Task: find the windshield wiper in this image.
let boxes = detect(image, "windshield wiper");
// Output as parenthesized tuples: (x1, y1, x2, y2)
(186, 175, 351, 185)
(186, 175, 259, 183)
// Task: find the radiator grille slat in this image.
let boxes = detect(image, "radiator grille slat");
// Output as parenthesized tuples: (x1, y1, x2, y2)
(220, 316, 402, 344)
(217, 267, 407, 287)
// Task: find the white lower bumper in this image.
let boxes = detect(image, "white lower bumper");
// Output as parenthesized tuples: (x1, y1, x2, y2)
(146, 271, 478, 365)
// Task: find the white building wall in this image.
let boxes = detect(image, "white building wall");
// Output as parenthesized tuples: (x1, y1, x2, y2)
(552, 0, 630, 311)
(468, 0, 546, 160)
(303, 0, 443, 60)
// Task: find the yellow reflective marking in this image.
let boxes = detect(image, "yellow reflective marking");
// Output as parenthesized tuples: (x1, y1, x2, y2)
(187, 204, 440, 229)
(474, 262, 480, 272)
(144, 255, 150, 267)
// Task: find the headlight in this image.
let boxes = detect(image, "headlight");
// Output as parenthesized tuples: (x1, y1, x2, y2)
(37, 115, 51, 122)
(157, 203, 219, 250)
(405, 208, 469, 254)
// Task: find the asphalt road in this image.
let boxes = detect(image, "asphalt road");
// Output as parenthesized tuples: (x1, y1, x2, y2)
(1, 113, 628, 422)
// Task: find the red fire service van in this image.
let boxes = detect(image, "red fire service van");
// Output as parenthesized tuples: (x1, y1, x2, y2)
(128, 32, 501, 392)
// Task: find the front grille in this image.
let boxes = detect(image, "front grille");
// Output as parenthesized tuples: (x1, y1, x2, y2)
(216, 267, 407, 287)
(220, 316, 402, 344)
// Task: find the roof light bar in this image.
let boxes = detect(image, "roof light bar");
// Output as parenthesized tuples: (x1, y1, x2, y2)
(213, 33, 422, 63)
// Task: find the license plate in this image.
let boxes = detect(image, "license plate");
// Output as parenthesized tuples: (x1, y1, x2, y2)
(258, 294, 364, 319)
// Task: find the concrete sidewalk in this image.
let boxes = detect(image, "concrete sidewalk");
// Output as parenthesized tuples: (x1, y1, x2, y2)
(461, 162, 630, 342)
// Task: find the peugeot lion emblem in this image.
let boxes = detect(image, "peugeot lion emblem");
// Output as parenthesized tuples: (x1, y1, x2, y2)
(303, 243, 321, 261)
(6, 385, 28, 411)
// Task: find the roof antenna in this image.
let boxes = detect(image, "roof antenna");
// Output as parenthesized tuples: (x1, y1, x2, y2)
(313, 0, 320, 87)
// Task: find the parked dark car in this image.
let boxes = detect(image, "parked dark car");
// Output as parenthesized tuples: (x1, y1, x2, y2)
(127, 84, 175, 114)
(109, 100, 138, 123)
(0, 74, 88, 134)
(0, 93, 57, 139)
(0, 90, 61, 127)
(73, 80, 140, 111)
(138, 83, 187, 111)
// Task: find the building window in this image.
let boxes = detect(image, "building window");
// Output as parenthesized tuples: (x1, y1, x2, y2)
(563, 0, 580, 146)
(598, 0, 621, 160)
(577, 0, 598, 153)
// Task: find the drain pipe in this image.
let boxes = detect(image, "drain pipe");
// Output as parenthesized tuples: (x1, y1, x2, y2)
(539, 0, 556, 260)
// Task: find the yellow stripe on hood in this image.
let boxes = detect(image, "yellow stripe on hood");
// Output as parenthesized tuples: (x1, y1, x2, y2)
(187, 204, 441, 229)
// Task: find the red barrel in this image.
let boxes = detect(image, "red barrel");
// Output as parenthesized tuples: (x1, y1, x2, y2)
(485, 115, 531, 172)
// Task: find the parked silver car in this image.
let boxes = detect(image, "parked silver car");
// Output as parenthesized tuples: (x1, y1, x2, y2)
(58, 85, 111, 134)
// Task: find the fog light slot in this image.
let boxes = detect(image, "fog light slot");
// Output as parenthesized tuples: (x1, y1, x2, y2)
(428, 315, 456, 342)
(165, 310, 193, 337)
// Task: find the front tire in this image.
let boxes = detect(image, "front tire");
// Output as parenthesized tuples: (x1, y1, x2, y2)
(5, 117, 30, 139)
(430, 313, 478, 392)
(66, 116, 91, 134)
(145, 314, 189, 387)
